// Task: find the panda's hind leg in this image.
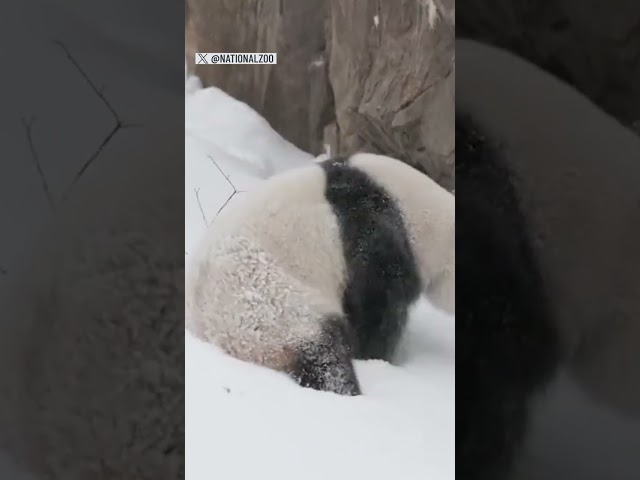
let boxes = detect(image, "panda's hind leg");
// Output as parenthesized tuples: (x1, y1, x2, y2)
(289, 315, 361, 396)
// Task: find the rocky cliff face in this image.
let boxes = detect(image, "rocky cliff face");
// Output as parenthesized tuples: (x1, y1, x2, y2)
(185, 0, 328, 157)
(186, 0, 455, 190)
(327, 0, 455, 190)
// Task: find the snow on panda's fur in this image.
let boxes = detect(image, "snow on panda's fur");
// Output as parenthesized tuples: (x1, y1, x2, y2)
(186, 153, 455, 395)
(456, 38, 640, 479)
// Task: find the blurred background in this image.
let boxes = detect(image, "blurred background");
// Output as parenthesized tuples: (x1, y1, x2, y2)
(458, 0, 640, 136)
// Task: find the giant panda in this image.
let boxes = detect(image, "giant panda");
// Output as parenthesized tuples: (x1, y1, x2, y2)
(186, 153, 455, 396)
(456, 38, 640, 479)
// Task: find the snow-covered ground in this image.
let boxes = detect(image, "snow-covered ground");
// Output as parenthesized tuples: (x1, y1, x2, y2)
(185, 65, 640, 480)
(184, 72, 456, 480)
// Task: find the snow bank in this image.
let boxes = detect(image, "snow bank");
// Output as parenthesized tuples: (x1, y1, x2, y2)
(185, 82, 314, 179)
(185, 299, 455, 480)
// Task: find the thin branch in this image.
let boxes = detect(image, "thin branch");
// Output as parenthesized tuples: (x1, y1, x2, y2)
(62, 123, 140, 201)
(194, 188, 208, 226)
(21, 117, 55, 209)
(209, 154, 235, 188)
(54, 40, 119, 122)
(208, 155, 245, 220)
(214, 193, 236, 220)
(52, 40, 141, 202)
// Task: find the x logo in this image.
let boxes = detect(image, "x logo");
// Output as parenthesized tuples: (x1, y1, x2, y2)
(196, 53, 208, 64)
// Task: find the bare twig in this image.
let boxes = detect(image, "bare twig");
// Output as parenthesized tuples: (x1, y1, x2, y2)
(208, 155, 245, 220)
(52, 40, 140, 202)
(214, 194, 236, 220)
(194, 188, 208, 226)
(21, 116, 55, 209)
(63, 122, 122, 199)
(209, 154, 235, 187)
(54, 40, 119, 122)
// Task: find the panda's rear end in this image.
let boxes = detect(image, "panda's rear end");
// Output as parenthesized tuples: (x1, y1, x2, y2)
(186, 154, 454, 395)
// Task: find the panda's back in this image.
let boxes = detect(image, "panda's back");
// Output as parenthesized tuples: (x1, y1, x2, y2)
(196, 163, 348, 308)
(188, 155, 442, 364)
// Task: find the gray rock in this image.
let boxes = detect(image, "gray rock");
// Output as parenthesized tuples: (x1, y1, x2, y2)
(327, 0, 454, 190)
(186, 0, 455, 189)
(186, 0, 327, 153)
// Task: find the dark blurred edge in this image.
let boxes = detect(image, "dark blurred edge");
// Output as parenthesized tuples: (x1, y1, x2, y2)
(457, 0, 640, 133)
(457, 1, 640, 480)
(0, 1, 184, 479)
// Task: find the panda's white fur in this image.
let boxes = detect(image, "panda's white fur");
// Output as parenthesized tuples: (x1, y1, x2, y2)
(186, 153, 454, 393)
(457, 38, 640, 413)
(350, 154, 456, 313)
(187, 165, 346, 373)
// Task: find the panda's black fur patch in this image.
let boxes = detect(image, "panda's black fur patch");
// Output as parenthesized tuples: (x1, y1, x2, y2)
(318, 156, 423, 361)
(456, 113, 560, 479)
(290, 315, 361, 396)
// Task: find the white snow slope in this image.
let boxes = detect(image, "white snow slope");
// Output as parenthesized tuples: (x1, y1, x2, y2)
(184, 73, 455, 480)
